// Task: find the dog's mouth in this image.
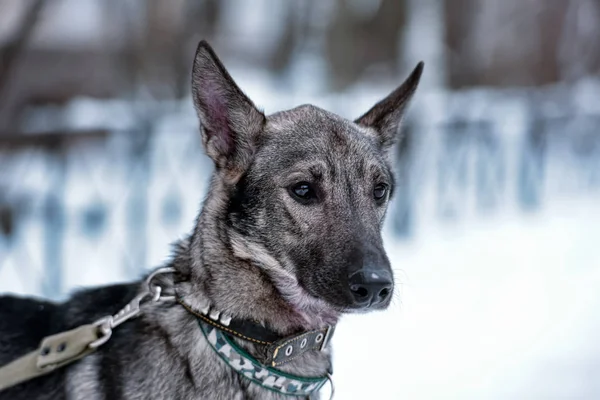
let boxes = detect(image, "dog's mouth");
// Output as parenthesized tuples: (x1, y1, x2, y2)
(342, 296, 394, 313)
(327, 294, 394, 314)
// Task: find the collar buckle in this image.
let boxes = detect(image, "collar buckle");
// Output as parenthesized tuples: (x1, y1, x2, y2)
(268, 325, 336, 367)
(320, 325, 335, 350)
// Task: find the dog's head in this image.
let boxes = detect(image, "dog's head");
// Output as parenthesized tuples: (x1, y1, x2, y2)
(192, 41, 422, 315)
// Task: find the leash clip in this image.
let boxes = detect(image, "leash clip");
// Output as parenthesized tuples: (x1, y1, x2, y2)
(90, 267, 176, 349)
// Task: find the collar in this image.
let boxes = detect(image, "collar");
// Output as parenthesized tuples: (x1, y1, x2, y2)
(198, 320, 329, 397)
(177, 297, 335, 367)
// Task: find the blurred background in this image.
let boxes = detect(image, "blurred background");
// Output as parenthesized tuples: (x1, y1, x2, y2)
(1, 0, 599, 398)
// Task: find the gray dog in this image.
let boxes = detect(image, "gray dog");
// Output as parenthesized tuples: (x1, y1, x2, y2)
(0, 41, 422, 399)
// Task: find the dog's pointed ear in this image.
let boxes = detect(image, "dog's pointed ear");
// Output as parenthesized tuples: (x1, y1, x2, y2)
(355, 62, 424, 151)
(192, 40, 265, 177)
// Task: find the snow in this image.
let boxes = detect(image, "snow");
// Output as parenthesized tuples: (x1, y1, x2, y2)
(335, 196, 600, 399)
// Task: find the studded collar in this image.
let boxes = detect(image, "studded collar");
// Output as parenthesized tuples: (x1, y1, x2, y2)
(176, 296, 335, 367)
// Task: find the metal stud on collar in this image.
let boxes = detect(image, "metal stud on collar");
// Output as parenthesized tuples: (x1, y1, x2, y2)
(209, 309, 221, 320)
(195, 300, 233, 327)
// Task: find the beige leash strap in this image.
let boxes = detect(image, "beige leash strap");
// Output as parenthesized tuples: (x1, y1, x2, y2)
(0, 267, 176, 393)
(0, 324, 99, 391)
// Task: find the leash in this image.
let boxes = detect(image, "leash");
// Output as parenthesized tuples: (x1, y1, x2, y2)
(0, 268, 335, 399)
(0, 267, 175, 392)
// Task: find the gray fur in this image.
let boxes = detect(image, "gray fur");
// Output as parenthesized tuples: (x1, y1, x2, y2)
(0, 41, 422, 400)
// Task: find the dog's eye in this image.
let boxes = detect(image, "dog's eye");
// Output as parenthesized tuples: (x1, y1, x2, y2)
(373, 183, 388, 201)
(289, 182, 316, 203)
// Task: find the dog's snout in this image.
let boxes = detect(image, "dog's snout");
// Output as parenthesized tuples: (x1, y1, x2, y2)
(348, 269, 393, 308)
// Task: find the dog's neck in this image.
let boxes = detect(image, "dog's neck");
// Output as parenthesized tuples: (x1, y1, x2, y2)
(174, 180, 340, 336)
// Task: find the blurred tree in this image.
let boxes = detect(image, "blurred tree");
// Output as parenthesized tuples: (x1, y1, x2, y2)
(0, 0, 45, 131)
(140, 0, 222, 99)
(0, 0, 45, 105)
(325, 0, 408, 91)
(267, 2, 304, 75)
(444, 0, 600, 88)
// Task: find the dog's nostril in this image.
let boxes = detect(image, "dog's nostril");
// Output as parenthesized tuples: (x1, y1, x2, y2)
(379, 287, 390, 300)
(350, 285, 369, 299)
(349, 269, 393, 307)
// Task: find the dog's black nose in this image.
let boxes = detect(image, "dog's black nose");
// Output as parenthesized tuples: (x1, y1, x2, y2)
(348, 269, 393, 307)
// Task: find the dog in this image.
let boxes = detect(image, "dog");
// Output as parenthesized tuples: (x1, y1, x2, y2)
(0, 41, 422, 399)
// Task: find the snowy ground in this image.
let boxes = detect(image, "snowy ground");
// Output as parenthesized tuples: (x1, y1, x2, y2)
(334, 195, 600, 399)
